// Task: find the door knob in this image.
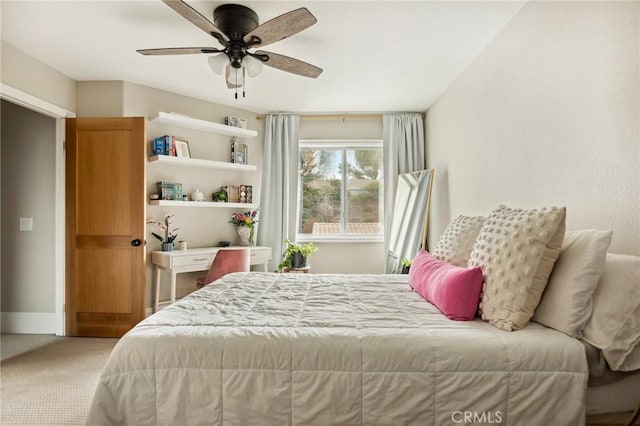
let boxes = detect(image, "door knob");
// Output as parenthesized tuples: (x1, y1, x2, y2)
(131, 239, 141, 246)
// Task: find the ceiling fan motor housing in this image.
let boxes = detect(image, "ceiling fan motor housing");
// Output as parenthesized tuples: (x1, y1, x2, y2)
(213, 4, 259, 41)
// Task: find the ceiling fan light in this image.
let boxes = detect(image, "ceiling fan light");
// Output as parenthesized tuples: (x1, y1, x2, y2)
(225, 65, 244, 88)
(208, 54, 229, 75)
(243, 55, 263, 78)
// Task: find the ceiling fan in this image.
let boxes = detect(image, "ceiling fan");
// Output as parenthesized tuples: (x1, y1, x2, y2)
(137, 0, 323, 98)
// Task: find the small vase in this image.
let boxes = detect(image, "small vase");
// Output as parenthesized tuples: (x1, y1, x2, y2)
(237, 226, 254, 246)
(162, 242, 173, 252)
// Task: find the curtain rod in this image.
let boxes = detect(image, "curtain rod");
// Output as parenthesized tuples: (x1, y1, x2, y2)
(255, 113, 425, 121)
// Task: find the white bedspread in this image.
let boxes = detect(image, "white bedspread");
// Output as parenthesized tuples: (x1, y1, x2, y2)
(88, 272, 587, 425)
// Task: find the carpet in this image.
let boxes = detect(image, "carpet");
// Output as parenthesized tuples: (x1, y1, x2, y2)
(0, 337, 117, 425)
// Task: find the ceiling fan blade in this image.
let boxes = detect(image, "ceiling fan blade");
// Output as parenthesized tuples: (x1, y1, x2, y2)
(255, 50, 323, 79)
(244, 8, 317, 48)
(162, 0, 228, 43)
(137, 47, 222, 55)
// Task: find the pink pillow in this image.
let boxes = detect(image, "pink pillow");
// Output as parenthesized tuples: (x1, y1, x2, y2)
(408, 250, 483, 321)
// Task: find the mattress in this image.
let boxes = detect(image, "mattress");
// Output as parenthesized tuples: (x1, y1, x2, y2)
(88, 272, 588, 425)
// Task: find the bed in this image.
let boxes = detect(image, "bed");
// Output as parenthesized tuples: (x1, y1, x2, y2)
(88, 272, 588, 425)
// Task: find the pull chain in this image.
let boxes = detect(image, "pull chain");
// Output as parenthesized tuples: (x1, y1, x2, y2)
(234, 67, 238, 99)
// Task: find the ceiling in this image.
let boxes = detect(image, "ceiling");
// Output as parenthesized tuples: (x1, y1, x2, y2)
(1, 1, 525, 114)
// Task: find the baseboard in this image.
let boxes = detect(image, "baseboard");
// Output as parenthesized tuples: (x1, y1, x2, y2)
(1, 312, 57, 334)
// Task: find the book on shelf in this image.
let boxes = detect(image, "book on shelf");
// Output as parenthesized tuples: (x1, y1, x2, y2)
(151, 135, 177, 156)
(231, 139, 248, 164)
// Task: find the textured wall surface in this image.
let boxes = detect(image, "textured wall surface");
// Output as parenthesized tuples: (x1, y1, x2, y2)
(426, 1, 639, 255)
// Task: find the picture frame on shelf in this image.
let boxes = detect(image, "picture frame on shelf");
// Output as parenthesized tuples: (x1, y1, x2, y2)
(231, 140, 248, 165)
(175, 139, 191, 158)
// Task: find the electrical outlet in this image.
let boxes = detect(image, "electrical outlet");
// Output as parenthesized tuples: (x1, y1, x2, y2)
(19, 217, 33, 231)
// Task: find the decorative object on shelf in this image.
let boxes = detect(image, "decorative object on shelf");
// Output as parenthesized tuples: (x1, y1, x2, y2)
(218, 240, 231, 247)
(222, 185, 240, 203)
(230, 210, 258, 246)
(212, 190, 228, 202)
(157, 181, 176, 200)
(276, 240, 318, 272)
(173, 183, 183, 200)
(239, 185, 253, 203)
(225, 116, 246, 128)
(190, 189, 205, 202)
(175, 139, 191, 158)
(231, 138, 248, 164)
(178, 240, 188, 250)
(148, 214, 180, 251)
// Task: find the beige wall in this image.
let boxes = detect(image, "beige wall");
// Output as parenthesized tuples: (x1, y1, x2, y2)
(1, 41, 76, 112)
(426, 1, 639, 255)
(1, 100, 56, 313)
(298, 118, 387, 273)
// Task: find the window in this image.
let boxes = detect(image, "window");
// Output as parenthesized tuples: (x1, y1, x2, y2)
(297, 140, 383, 241)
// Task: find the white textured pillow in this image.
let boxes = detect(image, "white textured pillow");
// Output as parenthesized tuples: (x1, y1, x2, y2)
(468, 205, 566, 331)
(433, 215, 486, 267)
(533, 229, 613, 337)
(582, 253, 640, 371)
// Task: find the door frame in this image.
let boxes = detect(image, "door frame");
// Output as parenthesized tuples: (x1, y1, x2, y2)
(0, 83, 75, 336)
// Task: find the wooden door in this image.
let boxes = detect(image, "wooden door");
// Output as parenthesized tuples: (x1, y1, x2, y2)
(66, 117, 146, 337)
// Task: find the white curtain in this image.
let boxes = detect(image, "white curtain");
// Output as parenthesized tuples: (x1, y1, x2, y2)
(257, 114, 300, 271)
(383, 113, 426, 253)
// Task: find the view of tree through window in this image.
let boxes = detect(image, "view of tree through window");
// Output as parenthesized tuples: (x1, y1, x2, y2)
(298, 141, 383, 238)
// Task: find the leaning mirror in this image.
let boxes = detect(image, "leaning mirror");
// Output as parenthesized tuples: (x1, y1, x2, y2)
(386, 169, 435, 273)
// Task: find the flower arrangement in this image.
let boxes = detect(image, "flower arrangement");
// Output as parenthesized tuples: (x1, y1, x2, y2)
(230, 210, 258, 228)
(147, 214, 179, 244)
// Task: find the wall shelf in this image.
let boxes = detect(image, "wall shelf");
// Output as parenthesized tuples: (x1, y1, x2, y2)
(149, 155, 257, 172)
(149, 111, 257, 138)
(150, 200, 258, 209)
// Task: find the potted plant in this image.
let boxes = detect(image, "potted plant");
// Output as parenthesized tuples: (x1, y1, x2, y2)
(400, 258, 412, 274)
(147, 214, 179, 251)
(229, 210, 258, 246)
(277, 240, 319, 271)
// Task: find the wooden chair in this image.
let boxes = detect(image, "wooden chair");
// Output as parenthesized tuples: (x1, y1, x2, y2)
(196, 248, 250, 288)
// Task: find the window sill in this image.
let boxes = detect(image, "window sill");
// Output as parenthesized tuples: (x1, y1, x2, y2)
(295, 235, 384, 244)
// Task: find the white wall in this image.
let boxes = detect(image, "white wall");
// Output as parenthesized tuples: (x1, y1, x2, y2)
(297, 118, 387, 273)
(426, 1, 639, 255)
(1, 101, 56, 317)
(1, 41, 76, 112)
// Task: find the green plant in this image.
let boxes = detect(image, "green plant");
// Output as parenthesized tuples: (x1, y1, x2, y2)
(400, 257, 412, 274)
(276, 239, 318, 271)
(400, 258, 412, 268)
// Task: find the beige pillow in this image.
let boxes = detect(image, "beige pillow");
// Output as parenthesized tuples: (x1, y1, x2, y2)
(432, 215, 486, 267)
(468, 205, 566, 331)
(533, 229, 612, 337)
(582, 253, 640, 371)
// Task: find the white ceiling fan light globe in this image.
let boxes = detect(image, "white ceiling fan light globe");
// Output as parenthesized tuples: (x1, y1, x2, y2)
(243, 55, 263, 78)
(225, 64, 245, 88)
(208, 54, 229, 75)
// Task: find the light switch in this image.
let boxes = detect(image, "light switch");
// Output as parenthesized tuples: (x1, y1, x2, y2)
(19, 217, 33, 231)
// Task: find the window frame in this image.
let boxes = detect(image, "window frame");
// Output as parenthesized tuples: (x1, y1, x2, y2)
(296, 139, 384, 243)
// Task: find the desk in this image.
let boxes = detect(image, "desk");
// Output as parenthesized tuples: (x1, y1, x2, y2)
(151, 246, 272, 312)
